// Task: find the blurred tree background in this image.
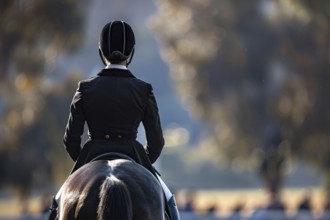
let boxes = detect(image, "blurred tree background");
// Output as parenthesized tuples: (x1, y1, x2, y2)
(150, 0, 329, 196)
(0, 0, 329, 214)
(0, 0, 89, 200)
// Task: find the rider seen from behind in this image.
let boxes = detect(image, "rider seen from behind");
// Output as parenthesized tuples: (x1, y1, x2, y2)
(49, 20, 180, 220)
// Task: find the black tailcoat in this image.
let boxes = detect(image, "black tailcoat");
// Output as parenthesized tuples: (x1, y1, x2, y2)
(63, 68, 164, 172)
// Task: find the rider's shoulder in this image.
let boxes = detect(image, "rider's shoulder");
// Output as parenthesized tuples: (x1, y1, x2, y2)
(77, 76, 98, 89)
(131, 77, 153, 91)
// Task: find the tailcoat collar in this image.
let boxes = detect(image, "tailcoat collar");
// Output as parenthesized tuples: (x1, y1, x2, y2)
(98, 68, 136, 78)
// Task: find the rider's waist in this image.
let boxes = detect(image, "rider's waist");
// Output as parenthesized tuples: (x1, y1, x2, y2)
(89, 132, 137, 141)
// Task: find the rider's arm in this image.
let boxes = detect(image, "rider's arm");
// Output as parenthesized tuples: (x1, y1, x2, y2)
(142, 84, 165, 163)
(63, 82, 85, 161)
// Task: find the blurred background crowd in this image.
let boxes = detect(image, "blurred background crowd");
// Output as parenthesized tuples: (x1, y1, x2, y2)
(0, 0, 329, 219)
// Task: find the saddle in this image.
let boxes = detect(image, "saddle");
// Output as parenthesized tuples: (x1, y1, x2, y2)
(90, 152, 136, 163)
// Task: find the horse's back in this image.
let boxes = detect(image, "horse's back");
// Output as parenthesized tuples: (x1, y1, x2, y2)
(58, 159, 165, 220)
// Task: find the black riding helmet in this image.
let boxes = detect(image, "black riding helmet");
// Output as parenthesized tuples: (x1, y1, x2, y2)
(99, 20, 135, 66)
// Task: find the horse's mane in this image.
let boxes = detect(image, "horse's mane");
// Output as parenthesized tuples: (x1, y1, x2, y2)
(97, 175, 133, 220)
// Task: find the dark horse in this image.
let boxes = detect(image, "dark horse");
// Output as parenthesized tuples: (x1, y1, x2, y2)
(57, 156, 166, 220)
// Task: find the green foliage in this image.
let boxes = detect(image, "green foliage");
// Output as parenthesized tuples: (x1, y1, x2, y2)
(0, 0, 87, 78)
(151, 0, 329, 192)
(0, 0, 88, 196)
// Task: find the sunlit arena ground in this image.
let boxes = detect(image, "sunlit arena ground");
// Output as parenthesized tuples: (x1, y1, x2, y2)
(0, 187, 327, 218)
